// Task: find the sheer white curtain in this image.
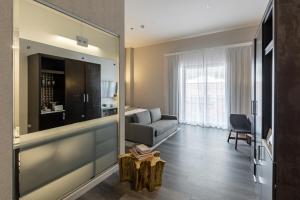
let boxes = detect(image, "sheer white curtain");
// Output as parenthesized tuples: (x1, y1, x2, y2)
(167, 45, 252, 130)
(168, 55, 180, 116)
(226, 46, 252, 116)
(178, 48, 227, 129)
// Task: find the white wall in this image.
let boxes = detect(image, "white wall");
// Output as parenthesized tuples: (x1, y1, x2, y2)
(125, 48, 134, 106)
(0, 0, 125, 199)
(130, 26, 257, 113)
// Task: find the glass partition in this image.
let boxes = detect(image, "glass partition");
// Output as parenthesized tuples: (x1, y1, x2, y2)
(13, 0, 120, 136)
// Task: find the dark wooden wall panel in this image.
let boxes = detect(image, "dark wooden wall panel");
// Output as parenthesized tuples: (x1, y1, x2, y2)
(28, 54, 41, 133)
(275, 0, 300, 199)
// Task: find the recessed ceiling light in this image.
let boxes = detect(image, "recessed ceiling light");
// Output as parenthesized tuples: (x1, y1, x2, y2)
(130, 27, 134, 30)
(140, 25, 145, 29)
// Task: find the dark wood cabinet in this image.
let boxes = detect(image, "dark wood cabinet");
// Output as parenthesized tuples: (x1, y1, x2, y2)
(28, 54, 101, 133)
(65, 59, 86, 124)
(28, 54, 41, 133)
(65, 60, 101, 124)
(85, 62, 101, 120)
(40, 112, 65, 130)
(252, 0, 300, 199)
(28, 54, 66, 133)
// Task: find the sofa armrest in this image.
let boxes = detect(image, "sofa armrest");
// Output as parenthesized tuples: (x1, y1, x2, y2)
(161, 115, 178, 120)
(125, 123, 155, 146)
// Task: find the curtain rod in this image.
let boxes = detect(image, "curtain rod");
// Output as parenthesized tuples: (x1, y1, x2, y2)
(164, 41, 253, 57)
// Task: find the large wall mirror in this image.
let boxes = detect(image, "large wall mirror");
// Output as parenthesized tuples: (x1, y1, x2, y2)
(13, 0, 120, 135)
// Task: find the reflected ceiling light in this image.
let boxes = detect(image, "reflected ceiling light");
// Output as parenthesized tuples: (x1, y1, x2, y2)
(54, 35, 100, 52)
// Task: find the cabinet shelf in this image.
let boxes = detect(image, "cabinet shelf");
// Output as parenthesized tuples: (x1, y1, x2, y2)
(41, 69, 65, 74)
(41, 110, 65, 115)
(265, 40, 274, 55)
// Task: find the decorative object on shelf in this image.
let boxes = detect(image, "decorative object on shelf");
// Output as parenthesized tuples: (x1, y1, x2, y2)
(41, 73, 54, 109)
(119, 145, 165, 192)
(54, 105, 64, 111)
(50, 101, 57, 111)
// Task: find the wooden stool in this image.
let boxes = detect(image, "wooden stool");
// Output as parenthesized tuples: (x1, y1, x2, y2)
(119, 151, 165, 192)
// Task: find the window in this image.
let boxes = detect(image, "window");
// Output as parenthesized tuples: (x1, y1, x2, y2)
(178, 48, 227, 128)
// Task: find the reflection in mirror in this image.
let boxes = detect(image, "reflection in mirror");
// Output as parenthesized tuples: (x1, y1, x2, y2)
(13, 0, 119, 135)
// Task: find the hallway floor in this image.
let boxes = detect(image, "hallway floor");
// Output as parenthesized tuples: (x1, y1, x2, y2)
(79, 125, 257, 200)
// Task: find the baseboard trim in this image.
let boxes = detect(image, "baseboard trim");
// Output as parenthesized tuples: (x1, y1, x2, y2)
(150, 127, 181, 150)
(63, 164, 118, 200)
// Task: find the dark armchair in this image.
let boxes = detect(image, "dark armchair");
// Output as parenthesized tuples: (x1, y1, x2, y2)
(227, 114, 251, 150)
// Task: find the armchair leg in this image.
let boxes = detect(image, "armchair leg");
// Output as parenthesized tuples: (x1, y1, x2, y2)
(227, 130, 232, 143)
(246, 134, 251, 145)
(235, 132, 238, 150)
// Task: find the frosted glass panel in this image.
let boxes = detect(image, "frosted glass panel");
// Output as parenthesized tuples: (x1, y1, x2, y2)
(20, 163, 94, 200)
(95, 151, 118, 175)
(95, 123, 118, 174)
(18, 120, 118, 199)
(96, 138, 117, 158)
(19, 132, 94, 195)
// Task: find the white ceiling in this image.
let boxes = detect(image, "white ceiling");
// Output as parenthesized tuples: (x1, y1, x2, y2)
(125, 0, 269, 48)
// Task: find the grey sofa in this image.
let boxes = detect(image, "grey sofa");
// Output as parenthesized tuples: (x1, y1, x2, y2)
(125, 108, 178, 147)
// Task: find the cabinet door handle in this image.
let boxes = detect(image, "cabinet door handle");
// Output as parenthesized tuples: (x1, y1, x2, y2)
(83, 94, 86, 103)
(86, 94, 89, 103)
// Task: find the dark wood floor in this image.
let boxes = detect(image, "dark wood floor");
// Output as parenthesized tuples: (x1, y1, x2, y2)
(79, 125, 257, 200)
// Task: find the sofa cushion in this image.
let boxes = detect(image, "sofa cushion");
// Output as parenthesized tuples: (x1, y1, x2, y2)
(150, 108, 162, 123)
(150, 120, 178, 136)
(134, 111, 151, 125)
